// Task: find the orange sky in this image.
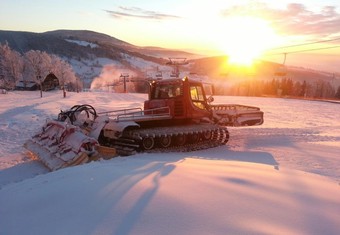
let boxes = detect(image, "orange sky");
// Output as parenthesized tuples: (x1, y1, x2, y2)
(1, 0, 340, 72)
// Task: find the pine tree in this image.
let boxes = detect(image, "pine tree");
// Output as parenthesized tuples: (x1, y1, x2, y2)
(335, 86, 340, 99)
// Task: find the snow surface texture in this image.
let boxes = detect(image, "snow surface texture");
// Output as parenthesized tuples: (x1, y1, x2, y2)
(0, 91, 339, 235)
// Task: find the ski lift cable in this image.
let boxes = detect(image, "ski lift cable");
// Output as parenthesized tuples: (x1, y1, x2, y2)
(266, 37, 340, 51)
(285, 45, 340, 54)
(263, 45, 340, 57)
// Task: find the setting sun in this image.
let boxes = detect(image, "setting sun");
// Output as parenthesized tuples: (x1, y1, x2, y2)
(217, 16, 279, 66)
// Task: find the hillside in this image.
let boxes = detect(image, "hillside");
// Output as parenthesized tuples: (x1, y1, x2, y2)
(0, 30, 338, 88)
(0, 29, 195, 58)
(0, 30, 198, 85)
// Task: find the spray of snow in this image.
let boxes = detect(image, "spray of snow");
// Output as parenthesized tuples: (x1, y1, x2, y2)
(90, 64, 136, 92)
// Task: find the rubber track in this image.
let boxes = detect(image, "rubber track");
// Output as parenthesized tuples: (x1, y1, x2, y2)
(112, 124, 229, 156)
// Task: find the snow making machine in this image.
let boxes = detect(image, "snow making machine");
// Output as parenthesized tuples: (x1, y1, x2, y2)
(25, 77, 264, 170)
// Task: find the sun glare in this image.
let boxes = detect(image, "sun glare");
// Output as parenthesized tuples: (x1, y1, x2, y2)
(218, 16, 279, 66)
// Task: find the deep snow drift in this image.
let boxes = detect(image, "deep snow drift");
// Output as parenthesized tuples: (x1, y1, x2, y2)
(0, 90, 339, 235)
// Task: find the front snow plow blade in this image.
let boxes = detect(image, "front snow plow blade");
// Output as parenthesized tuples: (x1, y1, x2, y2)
(24, 120, 99, 171)
(211, 104, 264, 127)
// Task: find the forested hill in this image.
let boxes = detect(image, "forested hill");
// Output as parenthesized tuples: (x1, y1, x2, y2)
(0, 30, 193, 62)
(1, 29, 338, 98)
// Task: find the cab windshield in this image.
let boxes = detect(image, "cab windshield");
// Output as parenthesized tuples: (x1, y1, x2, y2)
(152, 83, 183, 99)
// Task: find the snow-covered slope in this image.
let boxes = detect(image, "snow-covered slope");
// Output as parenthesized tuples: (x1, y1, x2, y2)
(0, 91, 339, 235)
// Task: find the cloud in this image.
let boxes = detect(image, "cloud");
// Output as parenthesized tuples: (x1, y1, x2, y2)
(221, 2, 340, 38)
(105, 6, 181, 20)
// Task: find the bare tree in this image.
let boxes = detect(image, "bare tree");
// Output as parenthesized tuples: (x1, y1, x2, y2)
(51, 55, 77, 96)
(51, 56, 76, 85)
(0, 43, 23, 89)
(1, 45, 78, 93)
(24, 50, 52, 96)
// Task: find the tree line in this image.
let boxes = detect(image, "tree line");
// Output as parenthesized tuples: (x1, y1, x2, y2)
(2, 41, 340, 100)
(215, 77, 340, 100)
(0, 43, 80, 91)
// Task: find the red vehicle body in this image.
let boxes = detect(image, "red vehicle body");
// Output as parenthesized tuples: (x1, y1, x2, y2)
(144, 77, 212, 124)
(25, 77, 264, 170)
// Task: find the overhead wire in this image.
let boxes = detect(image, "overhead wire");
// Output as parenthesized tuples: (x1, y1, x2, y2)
(266, 37, 340, 51)
(261, 36, 340, 59)
(263, 44, 340, 56)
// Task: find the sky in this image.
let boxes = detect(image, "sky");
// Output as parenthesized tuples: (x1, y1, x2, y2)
(1, 0, 340, 72)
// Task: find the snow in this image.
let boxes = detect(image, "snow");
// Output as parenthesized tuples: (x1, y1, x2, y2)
(65, 39, 98, 48)
(0, 90, 339, 235)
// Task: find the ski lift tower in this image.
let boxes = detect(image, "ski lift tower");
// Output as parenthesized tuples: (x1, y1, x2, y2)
(274, 53, 287, 77)
(119, 73, 129, 93)
(166, 57, 188, 78)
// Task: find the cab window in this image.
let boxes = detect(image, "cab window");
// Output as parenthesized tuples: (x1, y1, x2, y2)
(190, 86, 204, 101)
(152, 84, 183, 99)
(190, 85, 206, 109)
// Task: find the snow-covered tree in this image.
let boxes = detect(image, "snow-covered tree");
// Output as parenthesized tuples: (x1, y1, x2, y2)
(51, 55, 76, 87)
(1, 44, 78, 92)
(0, 43, 23, 89)
(24, 50, 52, 84)
(24, 50, 50, 96)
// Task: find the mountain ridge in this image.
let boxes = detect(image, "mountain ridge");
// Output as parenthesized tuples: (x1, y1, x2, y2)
(0, 29, 338, 88)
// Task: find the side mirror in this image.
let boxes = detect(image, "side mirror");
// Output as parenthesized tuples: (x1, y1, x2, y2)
(207, 96, 214, 103)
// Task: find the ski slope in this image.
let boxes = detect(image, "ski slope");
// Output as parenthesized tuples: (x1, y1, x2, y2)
(0, 90, 339, 235)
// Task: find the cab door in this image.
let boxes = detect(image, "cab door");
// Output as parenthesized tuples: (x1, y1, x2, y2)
(187, 83, 211, 119)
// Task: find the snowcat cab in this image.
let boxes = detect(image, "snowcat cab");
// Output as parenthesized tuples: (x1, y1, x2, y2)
(144, 77, 212, 124)
(144, 77, 263, 127)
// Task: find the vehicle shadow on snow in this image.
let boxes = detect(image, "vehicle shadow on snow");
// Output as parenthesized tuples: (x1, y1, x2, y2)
(0, 147, 278, 234)
(190, 145, 279, 169)
(110, 161, 176, 235)
(88, 147, 278, 235)
(71, 157, 179, 235)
